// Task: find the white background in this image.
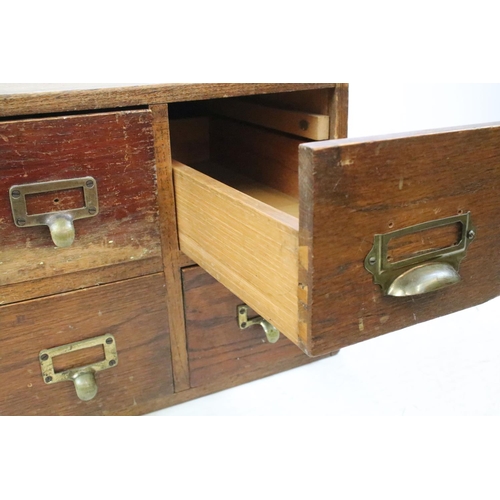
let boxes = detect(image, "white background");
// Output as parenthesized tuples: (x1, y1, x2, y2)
(3, 11, 500, 496)
(150, 83, 500, 416)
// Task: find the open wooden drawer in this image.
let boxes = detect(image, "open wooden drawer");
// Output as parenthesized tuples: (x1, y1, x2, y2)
(171, 96, 500, 357)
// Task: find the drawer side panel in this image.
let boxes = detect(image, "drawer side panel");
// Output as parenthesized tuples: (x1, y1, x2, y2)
(173, 161, 300, 345)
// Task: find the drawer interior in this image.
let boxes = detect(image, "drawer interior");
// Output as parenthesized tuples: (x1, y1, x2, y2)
(170, 92, 330, 352)
(172, 94, 500, 358)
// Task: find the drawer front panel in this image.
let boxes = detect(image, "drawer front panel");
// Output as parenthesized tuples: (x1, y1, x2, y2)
(0, 110, 162, 292)
(299, 123, 500, 356)
(183, 266, 313, 389)
(0, 274, 173, 416)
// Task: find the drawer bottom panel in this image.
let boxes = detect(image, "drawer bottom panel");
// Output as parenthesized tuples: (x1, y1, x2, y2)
(0, 274, 173, 416)
(183, 266, 312, 389)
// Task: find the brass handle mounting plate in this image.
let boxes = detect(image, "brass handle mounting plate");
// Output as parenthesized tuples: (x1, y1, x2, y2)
(364, 213, 475, 296)
(238, 305, 280, 344)
(40, 334, 118, 402)
(10, 177, 99, 248)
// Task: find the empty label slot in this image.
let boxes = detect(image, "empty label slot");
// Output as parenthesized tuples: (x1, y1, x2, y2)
(387, 222, 462, 263)
(26, 187, 85, 215)
(52, 344, 105, 373)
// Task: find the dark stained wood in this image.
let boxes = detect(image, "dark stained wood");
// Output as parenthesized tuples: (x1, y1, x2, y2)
(0, 110, 162, 297)
(0, 83, 352, 415)
(0, 274, 174, 416)
(182, 266, 315, 388)
(386, 222, 461, 263)
(299, 122, 500, 356)
(178, 253, 195, 268)
(245, 89, 331, 115)
(329, 83, 349, 139)
(53, 344, 105, 373)
(150, 104, 190, 392)
(0, 257, 162, 305)
(0, 84, 337, 118)
(27, 187, 85, 214)
(210, 117, 304, 198)
(170, 117, 210, 164)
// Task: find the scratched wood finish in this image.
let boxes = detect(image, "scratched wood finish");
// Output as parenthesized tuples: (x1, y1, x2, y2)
(329, 84, 349, 140)
(299, 123, 500, 356)
(0, 110, 162, 298)
(0, 274, 174, 416)
(182, 266, 314, 388)
(0, 84, 337, 118)
(0, 258, 161, 305)
(151, 104, 190, 392)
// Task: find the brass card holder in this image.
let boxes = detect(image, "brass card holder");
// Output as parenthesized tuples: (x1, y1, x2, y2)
(238, 305, 280, 344)
(10, 177, 99, 248)
(365, 213, 475, 297)
(40, 335, 118, 402)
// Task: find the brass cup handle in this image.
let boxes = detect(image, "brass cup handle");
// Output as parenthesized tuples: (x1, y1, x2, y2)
(10, 177, 99, 248)
(385, 262, 461, 297)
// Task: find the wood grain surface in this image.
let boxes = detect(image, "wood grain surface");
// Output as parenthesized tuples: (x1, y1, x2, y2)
(299, 122, 500, 356)
(173, 161, 300, 344)
(210, 117, 304, 197)
(182, 266, 315, 388)
(0, 274, 173, 416)
(245, 88, 331, 115)
(0, 84, 337, 118)
(205, 98, 330, 140)
(329, 83, 349, 139)
(0, 110, 162, 300)
(151, 104, 190, 392)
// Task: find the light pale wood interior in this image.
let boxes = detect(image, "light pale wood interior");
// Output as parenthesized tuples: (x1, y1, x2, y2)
(173, 161, 300, 343)
(169, 91, 326, 346)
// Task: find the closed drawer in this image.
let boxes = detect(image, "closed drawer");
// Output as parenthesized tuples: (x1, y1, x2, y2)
(182, 266, 315, 388)
(172, 101, 500, 356)
(0, 110, 162, 303)
(0, 274, 173, 416)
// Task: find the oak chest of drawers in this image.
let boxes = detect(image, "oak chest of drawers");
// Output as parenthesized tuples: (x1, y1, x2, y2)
(1, 83, 499, 415)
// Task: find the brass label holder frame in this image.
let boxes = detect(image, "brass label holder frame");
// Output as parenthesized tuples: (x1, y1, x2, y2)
(40, 335, 118, 402)
(10, 177, 99, 248)
(364, 213, 475, 297)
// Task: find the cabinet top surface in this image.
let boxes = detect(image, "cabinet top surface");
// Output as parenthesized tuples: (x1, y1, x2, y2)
(0, 83, 153, 95)
(0, 83, 338, 118)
